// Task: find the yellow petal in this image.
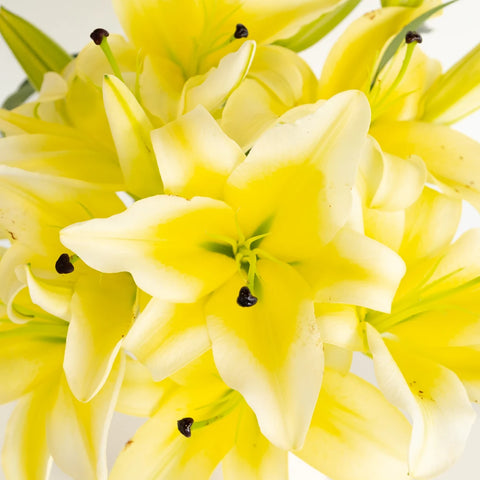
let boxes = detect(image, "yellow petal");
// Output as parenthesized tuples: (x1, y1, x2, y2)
(367, 324, 476, 478)
(0, 165, 124, 251)
(2, 388, 52, 480)
(61, 195, 238, 302)
(390, 228, 480, 347)
(64, 272, 136, 402)
(180, 41, 256, 116)
(0, 133, 122, 187)
(206, 259, 323, 450)
(113, 0, 344, 77)
(38, 72, 68, 102)
(398, 187, 462, 264)
(151, 106, 244, 199)
(319, 6, 424, 97)
(297, 368, 411, 480)
(360, 137, 426, 211)
(222, 405, 288, 480)
(125, 297, 210, 382)
(221, 45, 317, 149)
(103, 75, 163, 198)
(371, 120, 480, 208)
(423, 43, 480, 124)
(298, 228, 406, 313)
(315, 303, 364, 351)
(0, 324, 65, 403)
(363, 208, 405, 252)
(47, 354, 125, 480)
(24, 264, 73, 321)
(226, 90, 371, 258)
(110, 382, 238, 480)
(139, 54, 184, 124)
(116, 358, 169, 417)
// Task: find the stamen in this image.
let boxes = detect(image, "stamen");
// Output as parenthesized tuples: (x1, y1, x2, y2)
(90, 28, 110, 46)
(237, 286, 258, 307)
(177, 417, 194, 438)
(55, 253, 75, 274)
(234, 23, 249, 39)
(405, 31, 422, 44)
(90, 28, 125, 82)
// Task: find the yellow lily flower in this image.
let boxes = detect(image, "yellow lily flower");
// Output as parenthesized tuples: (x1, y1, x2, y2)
(0, 267, 126, 480)
(60, 92, 406, 450)
(111, 351, 412, 480)
(113, 0, 348, 79)
(323, 188, 477, 478)
(320, 4, 480, 209)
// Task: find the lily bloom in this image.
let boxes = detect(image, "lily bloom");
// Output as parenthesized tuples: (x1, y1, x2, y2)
(110, 351, 412, 480)
(61, 92, 405, 450)
(321, 188, 478, 478)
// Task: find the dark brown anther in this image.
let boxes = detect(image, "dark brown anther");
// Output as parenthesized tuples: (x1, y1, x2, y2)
(177, 417, 194, 438)
(90, 28, 110, 45)
(405, 31, 422, 44)
(234, 23, 249, 39)
(55, 253, 74, 274)
(237, 286, 257, 307)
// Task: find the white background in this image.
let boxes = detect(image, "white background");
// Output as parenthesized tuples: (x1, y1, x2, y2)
(0, 0, 479, 479)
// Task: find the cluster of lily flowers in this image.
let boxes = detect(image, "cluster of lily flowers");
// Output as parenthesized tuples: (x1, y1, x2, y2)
(0, 0, 479, 478)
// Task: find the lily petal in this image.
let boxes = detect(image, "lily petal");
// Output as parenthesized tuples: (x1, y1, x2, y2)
(222, 405, 288, 480)
(206, 259, 322, 450)
(125, 297, 211, 382)
(60, 195, 238, 302)
(151, 106, 244, 199)
(47, 354, 125, 480)
(297, 228, 406, 313)
(0, 165, 124, 251)
(398, 187, 462, 265)
(24, 264, 73, 321)
(180, 41, 256, 116)
(423, 43, 480, 124)
(64, 272, 136, 402)
(367, 324, 476, 479)
(2, 388, 52, 480)
(360, 137, 426, 211)
(297, 368, 411, 480)
(103, 75, 163, 198)
(0, 133, 122, 187)
(226, 90, 371, 258)
(110, 382, 238, 480)
(221, 45, 317, 149)
(116, 358, 168, 417)
(0, 324, 65, 403)
(371, 120, 480, 208)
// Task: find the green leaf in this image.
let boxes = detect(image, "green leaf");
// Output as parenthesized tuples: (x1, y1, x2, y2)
(0, 7, 72, 90)
(370, 0, 459, 89)
(381, 0, 423, 6)
(2, 78, 34, 110)
(274, 0, 362, 52)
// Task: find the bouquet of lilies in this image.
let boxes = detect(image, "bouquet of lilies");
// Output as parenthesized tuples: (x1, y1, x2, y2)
(0, 0, 479, 478)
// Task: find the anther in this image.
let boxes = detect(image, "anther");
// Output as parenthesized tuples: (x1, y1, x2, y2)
(55, 253, 74, 274)
(234, 24, 249, 39)
(177, 417, 194, 438)
(405, 31, 422, 44)
(90, 28, 110, 45)
(237, 286, 257, 307)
